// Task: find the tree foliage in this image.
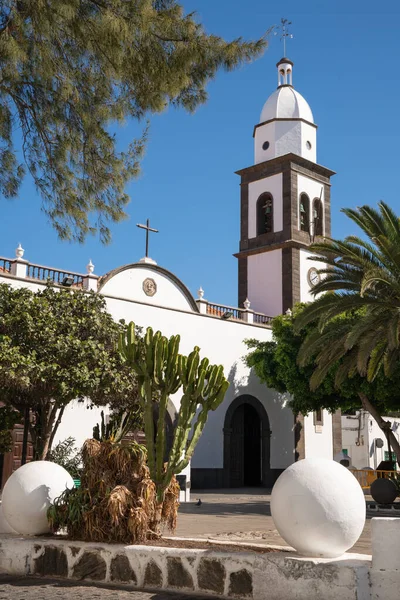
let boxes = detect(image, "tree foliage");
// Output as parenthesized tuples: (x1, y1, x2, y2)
(295, 202, 400, 385)
(245, 305, 400, 465)
(0, 283, 141, 460)
(0, 404, 21, 454)
(0, 1, 268, 242)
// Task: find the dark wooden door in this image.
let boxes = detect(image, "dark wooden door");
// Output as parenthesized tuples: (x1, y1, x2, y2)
(230, 404, 261, 487)
(1, 424, 33, 488)
(244, 405, 261, 486)
(230, 405, 245, 487)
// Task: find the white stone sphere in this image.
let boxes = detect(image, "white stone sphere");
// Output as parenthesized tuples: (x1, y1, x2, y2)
(271, 458, 366, 558)
(2, 461, 74, 535)
(0, 503, 17, 534)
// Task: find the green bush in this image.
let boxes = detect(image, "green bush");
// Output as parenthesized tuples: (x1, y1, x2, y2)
(47, 437, 82, 479)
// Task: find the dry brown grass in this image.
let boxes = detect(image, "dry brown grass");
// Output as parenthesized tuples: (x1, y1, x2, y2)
(49, 439, 180, 544)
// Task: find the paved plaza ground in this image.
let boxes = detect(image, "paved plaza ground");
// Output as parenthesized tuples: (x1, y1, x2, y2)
(172, 489, 373, 555)
(0, 576, 205, 599)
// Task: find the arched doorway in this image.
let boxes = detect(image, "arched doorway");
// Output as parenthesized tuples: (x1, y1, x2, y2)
(223, 395, 271, 488)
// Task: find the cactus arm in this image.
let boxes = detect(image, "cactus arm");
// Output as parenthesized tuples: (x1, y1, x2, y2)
(156, 388, 168, 490)
(175, 410, 208, 473)
(143, 379, 156, 479)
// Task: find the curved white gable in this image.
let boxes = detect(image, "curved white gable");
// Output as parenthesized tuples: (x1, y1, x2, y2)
(99, 263, 197, 312)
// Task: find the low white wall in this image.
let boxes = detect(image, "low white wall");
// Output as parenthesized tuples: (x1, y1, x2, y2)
(371, 518, 400, 600)
(0, 535, 372, 600)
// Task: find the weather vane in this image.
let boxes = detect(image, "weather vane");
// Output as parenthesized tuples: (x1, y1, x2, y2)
(275, 18, 293, 56)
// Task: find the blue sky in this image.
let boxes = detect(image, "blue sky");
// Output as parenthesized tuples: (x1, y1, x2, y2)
(1, 0, 400, 307)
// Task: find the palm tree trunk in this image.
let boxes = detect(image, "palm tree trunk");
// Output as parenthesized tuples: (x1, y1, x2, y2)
(358, 392, 400, 467)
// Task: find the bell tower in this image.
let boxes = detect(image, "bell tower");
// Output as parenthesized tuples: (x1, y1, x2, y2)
(235, 58, 335, 316)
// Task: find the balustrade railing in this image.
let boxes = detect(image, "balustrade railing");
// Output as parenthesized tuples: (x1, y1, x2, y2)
(0, 258, 11, 273)
(253, 312, 273, 326)
(26, 263, 84, 286)
(206, 303, 245, 321)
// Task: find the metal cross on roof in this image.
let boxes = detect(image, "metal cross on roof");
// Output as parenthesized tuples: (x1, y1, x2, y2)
(136, 218, 159, 258)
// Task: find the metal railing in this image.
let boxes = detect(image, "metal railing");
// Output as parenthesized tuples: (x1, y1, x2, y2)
(351, 468, 398, 489)
(0, 258, 11, 273)
(26, 263, 84, 286)
(206, 303, 245, 321)
(253, 312, 273, 326)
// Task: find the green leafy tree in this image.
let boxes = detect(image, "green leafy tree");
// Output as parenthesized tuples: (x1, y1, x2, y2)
(0, 1, 268, 243)
(245, 306, 400, 466)
(0, 283, 141, 460)
(0, 405, 21, 454)
(119, 323, 229, 516)
(290, 201, 400, 463)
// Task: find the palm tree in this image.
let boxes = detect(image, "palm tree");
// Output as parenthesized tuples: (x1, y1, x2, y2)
(295, 201, 400, 465)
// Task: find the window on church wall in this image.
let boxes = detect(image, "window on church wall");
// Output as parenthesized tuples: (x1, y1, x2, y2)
(299, 193, 310, 233)
(313, 198, 323, 236)
(314, 409, 324, 432)
(256, 193, 273, 236)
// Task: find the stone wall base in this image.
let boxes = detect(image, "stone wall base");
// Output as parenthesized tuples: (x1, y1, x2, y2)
(0, 535, 374, 599)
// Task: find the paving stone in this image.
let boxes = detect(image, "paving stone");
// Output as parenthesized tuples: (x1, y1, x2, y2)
(0, 575, 206, 600)
(197, 557, 225, 594)
(72, 551, 107, 581)
(167, 557, 193, 589)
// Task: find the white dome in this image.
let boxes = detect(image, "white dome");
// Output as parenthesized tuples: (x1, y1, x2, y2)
(260, 86, 314, 124)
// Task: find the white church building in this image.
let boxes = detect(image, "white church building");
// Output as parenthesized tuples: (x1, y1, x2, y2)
(0, 57, 342, 493)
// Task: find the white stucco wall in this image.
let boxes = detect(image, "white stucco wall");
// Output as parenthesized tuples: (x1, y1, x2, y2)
(304, 411, 334, 460)
(342, 411, 400, 469)
(300, 121, 317, 162)
(254, 121, 275, 164)
(54, 402, 110, 451)
(255, 121, 316, 164)
(275, 121, 301, 161)
(248, 174, 283, 238)
(247, 250, 282, 316)
(100, 288, 295, 471)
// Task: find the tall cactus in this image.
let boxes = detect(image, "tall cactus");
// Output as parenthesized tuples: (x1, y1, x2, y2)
(119, 322, 229, 505)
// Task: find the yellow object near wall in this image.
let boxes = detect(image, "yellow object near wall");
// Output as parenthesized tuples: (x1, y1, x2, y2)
(351, 469, 397, 489)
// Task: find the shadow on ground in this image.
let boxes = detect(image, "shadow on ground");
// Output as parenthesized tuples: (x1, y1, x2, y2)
(178, 501, 271, 517)
(0, 575, 206, 599)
